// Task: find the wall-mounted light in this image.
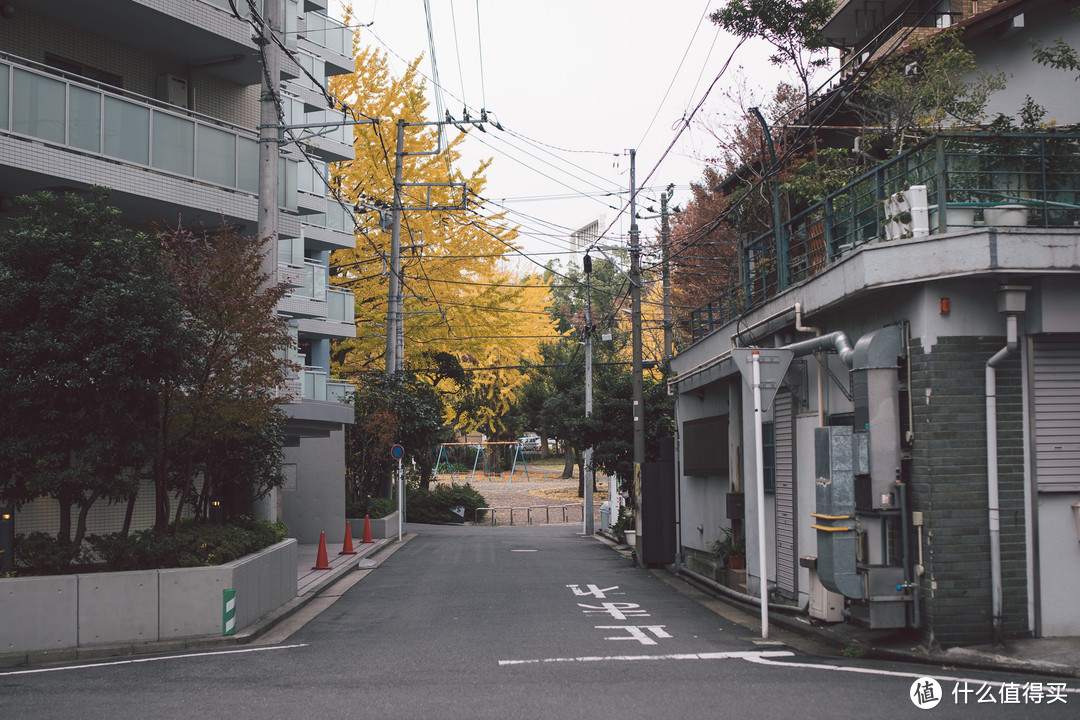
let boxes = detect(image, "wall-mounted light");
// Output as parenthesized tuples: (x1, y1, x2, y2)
(1072, 501, 1080, 543)
(940, 297, 950, 314)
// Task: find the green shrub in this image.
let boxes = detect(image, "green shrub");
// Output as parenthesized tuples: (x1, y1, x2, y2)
(14, 532, 93, 575)
(405, 483, 487, 524)
(88, 518, 289, 571)
(346, 497, 397, 519)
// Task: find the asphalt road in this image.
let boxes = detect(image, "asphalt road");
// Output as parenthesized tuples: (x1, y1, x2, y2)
(1, 525, 1076, 719)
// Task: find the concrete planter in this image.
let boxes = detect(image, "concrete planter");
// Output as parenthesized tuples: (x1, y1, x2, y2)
(0, 539, 297, 655)
(348, 511, 400, 540)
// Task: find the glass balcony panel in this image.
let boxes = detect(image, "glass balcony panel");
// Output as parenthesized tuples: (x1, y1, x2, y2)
(68, 86, 101, 153)
(238, 136, 259, 193)
(0, 63, 10, 130)
(12, 68, 65, 143)
(299, 263, 315, 297)
(313, 263, 328, 301)
(327, 381, 351, 404)
(104, 96, 150, 164)
(196, 124, 236, 186)
(279, 157, 298, 211)
(152, 110, 195, 176)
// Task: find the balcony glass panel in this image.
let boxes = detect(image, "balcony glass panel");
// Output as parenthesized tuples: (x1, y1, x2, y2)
(327, 381, 352, 404)
(152, 110, 195, 176)
(12, 68, 65, 143)
(313, 263, 328, 301)
(68, 86, 101, 153)
(238, 135, 259, 192)
(196, 124, 236, 186)
(279, 157, 298, 211)
(104, 96, 150, 164)
(0, 63, 9, 130)
(327, 200, 348, 231)
(327, 288, 353, 322)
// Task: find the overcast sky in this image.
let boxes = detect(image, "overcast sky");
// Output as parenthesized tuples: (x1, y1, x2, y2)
(333, 1, 793, 270)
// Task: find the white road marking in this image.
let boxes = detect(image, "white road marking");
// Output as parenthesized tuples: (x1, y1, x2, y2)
(742, 654, 1080, 694)
(498, 650, 794, 666)
(0, 643, 308, 677)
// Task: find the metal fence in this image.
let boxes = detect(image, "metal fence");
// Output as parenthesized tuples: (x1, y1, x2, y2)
(690, 132, 1080, 342)
(476, 504, 585, 526)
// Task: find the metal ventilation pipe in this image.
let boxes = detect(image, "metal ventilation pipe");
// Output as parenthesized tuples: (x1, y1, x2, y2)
(786, 330, 856, 366)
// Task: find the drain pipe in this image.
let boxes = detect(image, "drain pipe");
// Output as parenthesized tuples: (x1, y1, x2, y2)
(986, 285, 1028, 644)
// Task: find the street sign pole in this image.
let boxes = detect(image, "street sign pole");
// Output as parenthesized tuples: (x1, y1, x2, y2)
(392, 444, 405, 541)
(751, 351, 769, 639)
(732, 347, 793, 640)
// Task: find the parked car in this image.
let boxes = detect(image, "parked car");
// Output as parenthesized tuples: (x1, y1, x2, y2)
(518, 436, 541, 452)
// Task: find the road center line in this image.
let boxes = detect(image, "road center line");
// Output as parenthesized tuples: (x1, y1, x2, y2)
(498, 650, 794, 666)
(0, 643, 309, 677)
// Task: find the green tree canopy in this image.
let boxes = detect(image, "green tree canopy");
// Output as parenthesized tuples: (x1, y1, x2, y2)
(0, 190, 188, 567)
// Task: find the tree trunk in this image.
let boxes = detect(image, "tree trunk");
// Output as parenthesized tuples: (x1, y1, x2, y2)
(561, 446, 574, 478)
(577, 453, 585, 498)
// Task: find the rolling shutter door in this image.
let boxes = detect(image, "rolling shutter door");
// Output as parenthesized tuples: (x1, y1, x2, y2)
(1033, 336, 1080, 492)
(774, 390, 797, 599)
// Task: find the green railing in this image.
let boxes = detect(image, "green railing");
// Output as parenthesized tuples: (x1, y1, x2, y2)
(690, 133, 1080, 342)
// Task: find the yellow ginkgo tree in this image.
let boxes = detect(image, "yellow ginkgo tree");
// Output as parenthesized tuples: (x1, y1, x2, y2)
(328, 21, 558, 443)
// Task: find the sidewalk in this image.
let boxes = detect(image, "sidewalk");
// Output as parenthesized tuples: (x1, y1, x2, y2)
(596, 532, 1080, 680)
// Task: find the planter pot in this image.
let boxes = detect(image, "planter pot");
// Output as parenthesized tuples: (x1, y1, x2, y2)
(984, 204, 1028, 227)
(726, 555, 746, 570)
(624, 530, 636, 548)
(930, 206, 978, 230)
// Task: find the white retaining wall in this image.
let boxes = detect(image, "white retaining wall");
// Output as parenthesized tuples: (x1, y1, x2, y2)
(0, 539, 297, 654)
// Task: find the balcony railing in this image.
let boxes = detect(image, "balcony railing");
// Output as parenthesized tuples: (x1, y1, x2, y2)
(297, 368, 353, 403)
(0, 55, 298, 211)
(689, 133, 1080, 342)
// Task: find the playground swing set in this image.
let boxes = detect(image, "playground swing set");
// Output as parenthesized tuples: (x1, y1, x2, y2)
(433, 441, 530, 483)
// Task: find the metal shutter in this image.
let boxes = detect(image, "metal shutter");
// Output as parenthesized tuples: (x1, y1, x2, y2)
(774, 390, 797, 599)
(1033, 336, 1080, 492)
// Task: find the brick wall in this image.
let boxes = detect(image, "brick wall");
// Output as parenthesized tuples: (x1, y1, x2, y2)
(908, 336, 1028, 648)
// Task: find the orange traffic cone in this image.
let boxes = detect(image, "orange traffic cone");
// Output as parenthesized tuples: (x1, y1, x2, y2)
(339, 521, 357, 555)
(312, 531, 331, 570)
(362, 515, 373, 544)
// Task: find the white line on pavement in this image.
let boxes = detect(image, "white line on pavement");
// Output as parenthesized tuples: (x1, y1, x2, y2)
(0, 643, 309, 677)
(498, 650, 795, 666)
(742, 654, 1080, 694)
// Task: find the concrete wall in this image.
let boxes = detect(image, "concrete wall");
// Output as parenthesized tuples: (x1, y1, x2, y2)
(1037, 493, 1080, 637)
(283, 427, 347, 544)
(0, 540, 296, 655)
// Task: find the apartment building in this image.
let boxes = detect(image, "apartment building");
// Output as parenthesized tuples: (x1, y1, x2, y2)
(0, 0, 358, 544)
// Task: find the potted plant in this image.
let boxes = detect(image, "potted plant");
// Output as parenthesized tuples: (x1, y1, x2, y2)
(711, 526, 745, 569)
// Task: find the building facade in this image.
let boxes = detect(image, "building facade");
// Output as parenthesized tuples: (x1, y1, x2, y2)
(0, 0, 357, 544)
(670, 0, 1080, 647)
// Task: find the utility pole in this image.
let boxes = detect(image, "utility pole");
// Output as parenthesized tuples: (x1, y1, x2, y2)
(383, 119, 470, 376)
(583, 254, 594, 536)
(661, 184, 673, 360)
(385, 119, 406, 377)
(256, 0, 281, 282)
(629, 149, 645, 564)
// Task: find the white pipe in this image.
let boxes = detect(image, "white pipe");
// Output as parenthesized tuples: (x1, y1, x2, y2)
(985, 314, 1018, 640)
